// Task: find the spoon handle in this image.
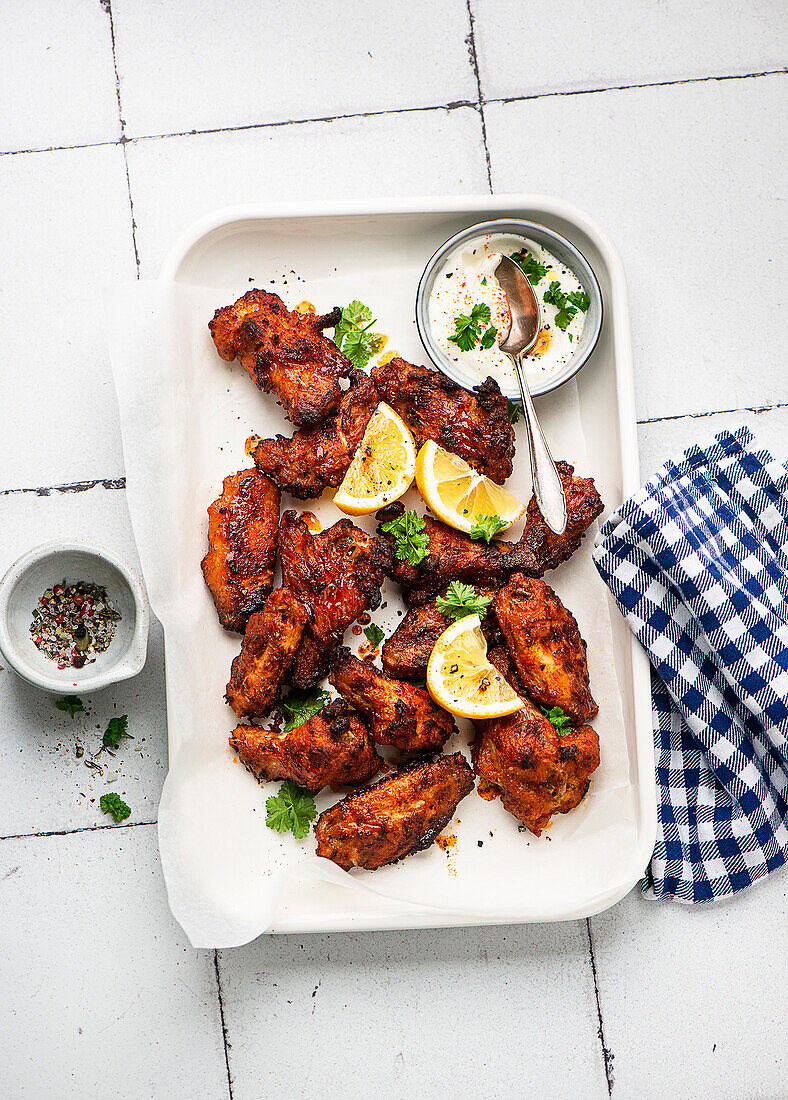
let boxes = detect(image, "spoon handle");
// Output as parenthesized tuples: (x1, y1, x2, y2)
(511, 352, 567, 535)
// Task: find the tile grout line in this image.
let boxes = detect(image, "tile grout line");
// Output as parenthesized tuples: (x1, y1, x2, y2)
(1, 819, 156, 842)
(214, 952, 234, 1100)
(464, 0, 493, 192)
(101, 0, 141, 275)
(637, 399, 788, 426)
(586, 917, 614, 1095)
(1, 69, 783, 160)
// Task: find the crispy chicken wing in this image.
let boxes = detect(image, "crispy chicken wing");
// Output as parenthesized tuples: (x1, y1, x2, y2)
(279, 512, 391, 690)
(472, 648, 600, 835)
(225, 588, 309, 720)
(315, 753, 475, 870)
(330, 646, 456, 752)
(515, 461, 603, 573)
(209, 289, 350, 426)
(381, 586, 501, 680)
(494, 575, 597, 723)
(371, 358, 514, 483)
(247, 370, 379, 499)
(229, 699, 381, 793)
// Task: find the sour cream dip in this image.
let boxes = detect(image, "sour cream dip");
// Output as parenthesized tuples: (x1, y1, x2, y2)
(427, 233, 588, 391)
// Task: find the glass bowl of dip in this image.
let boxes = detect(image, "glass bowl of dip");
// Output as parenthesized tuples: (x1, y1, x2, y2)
(415, 219, 603, 399)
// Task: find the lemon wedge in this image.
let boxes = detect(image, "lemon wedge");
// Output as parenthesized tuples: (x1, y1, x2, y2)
(333, 402, 416, 515)
(414, 440, 526, 535)
(426, 614, 523, 719)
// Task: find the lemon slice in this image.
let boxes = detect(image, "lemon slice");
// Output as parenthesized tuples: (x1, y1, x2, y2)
(414, 440, 526, 535)
(426, 614, 523, 719)
(334, 402, 416, 515)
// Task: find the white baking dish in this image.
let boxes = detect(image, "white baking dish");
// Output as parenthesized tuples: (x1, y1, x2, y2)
(150, 194, 656, 939)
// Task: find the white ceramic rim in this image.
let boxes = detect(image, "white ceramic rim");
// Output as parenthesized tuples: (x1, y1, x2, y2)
(0, 538, 150, 693)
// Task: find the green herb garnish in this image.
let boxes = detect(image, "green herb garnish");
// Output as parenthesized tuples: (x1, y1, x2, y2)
(333, 300, 384, 368)
(55, 695, 84, 717)
(469, 514, 508, 544)
(380, 509, 430, 566)
(102, 715, 132, 751)
(569, 290, 590, 312)
(278, 689, 330, 732)
(266, 780, 317, 839)
(448, 302, 491, 352)
(507, 400, 522, 425)
(540, 705, 573, 735)
(510, 249, 548, 286)
(480, 325, 498, 350)
(543, 281, 589, 332)
(435, 581, 493, 622)
(364, 623, 385, 648)
(100, 792, 131, 822)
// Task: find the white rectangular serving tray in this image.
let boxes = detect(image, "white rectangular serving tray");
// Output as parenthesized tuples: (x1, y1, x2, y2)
(157, 194, 656, 934)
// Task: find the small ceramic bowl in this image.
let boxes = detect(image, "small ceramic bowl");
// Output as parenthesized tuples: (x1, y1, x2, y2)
(0, 540, 150, 694)
(415, 218, 603, 399)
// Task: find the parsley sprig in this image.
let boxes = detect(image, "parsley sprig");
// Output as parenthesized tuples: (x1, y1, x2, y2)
(56, 695, 84, 717)
(435, 582, 493, 622)
(510, 249, 548, 286)
(380, 509, 430, 566)
(100, 792, 131, 822)
(278, 689, 330, 732)
(507, 400, 521, 425)
(333, 300, 384, 368)
(469, 514, 508, 544)
(543, 281, 590, 331)
(364, 623, 385, 648)
(448, 302, 497, 353)
(540, 705, 573, 735)
(266, 780, 317, 839)
(102, 715, 132, 751)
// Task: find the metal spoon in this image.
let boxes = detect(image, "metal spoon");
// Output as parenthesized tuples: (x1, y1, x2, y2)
(494, 255, 567, 535)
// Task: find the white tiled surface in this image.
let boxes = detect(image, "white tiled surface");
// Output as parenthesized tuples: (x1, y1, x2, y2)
(1, 4, 786, 1097)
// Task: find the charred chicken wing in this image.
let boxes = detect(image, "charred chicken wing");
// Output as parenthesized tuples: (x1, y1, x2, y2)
(229, 699, 381, 793)
(209, 289, 350, 426)
(201, 469, 280, 632)
(330, 647, 456, 752)
(515, 461, 603, 573)
(315, 753, 475, 870)
(371, 358, 514, 483)
(248, 370, 379, 499)
(279, 512, 391, 690)
(225, 588, 309, 721)
(494, 575, 597, 723)
(472, 648, 600, 835)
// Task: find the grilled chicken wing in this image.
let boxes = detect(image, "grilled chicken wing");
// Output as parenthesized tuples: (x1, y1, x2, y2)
(371, 358, 514, 483)
(381, 586, 501, 680)
(330, 646, 456, 752)
(494, 575, 597, 723)
(229, 699, 381, 793)
(225, 588, 309, 720)
(315, 753, 475, 870)
(472, 649, 600, 836)
(515, 461, 603, 573)
(279, 512, 391, 690)
(209, 290, 350, 426)
(247, 370, 379, 499)
(201, 469, 280, 632)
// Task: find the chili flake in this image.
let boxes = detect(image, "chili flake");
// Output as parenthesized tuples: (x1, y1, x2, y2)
(30, 580, 121, 669)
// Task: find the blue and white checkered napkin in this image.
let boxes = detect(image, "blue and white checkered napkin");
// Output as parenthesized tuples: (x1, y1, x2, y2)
(593, 426, 788, 902)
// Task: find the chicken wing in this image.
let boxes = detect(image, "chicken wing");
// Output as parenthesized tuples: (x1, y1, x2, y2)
(315, 753, 475, 870)
(279, 512, 391, 690)
(229, 699, 381, 793)
(330, 646, 456, 752)
(515, 461, 603, 573)
(494, 575, 597, 723)
(201, 469, 280, 632)
(381, 586, 501, 680)
(472, 648, 600, 835)
(371, 358, 514, 483)
(209, 289, 350, 426)
(225, 588, 309, 721)
(247, 370, 379, 499)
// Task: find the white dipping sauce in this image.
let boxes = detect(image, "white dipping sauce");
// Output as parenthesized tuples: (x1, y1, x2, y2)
(428, 233, 587, 390)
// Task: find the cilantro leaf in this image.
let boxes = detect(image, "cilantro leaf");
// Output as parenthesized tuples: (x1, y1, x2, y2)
(102, 714, 132, 750)
(554, 304, 578, 331)
(341, 326, 383, 369)
(364, 623, 385, 648)
(100, 792, 131, 822)
(480, 326, 498, 350)
(380, 509, 430, 566)
(568, 290, 590, 312)
(542, 280, 566, 309)
(507, 400, 522, 425)
(448, 303, 491, 352)
(266, 780, 317, 839)
(540, 705, 573, 735)
(278, 689, 330, 732)
(55, 695, 84, 717)
(471, 302, 491, 325)
(435, 581, 493, 622)
(510, 249, 548, 286)
(469, 514, 508, 544)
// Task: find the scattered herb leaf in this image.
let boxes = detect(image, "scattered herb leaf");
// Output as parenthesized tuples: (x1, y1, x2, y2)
(507, 399, 522, 425)
(278, 689, 330, 732)
(55, 695, 84, 717)
(102, 714, 132, 750)
(435, 581, 493, 622)
(364, 623, 385, 648)
(100, 792, 131, 822)
(540, 705, 573, 735)
(510, 249, 548, 286)
(266, 780, 317, 839)
(469, 514, 508, 544)
(380, 509, 430, 566)
(568, 290, 590, 312)
(448, 302, 491, 352)
(543, 280, 581, 331)
(480, 325, 498, 350)
(333, 300, 383, 368)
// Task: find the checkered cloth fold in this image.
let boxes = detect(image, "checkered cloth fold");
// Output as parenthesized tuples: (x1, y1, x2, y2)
(593, 427, 788, 902)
